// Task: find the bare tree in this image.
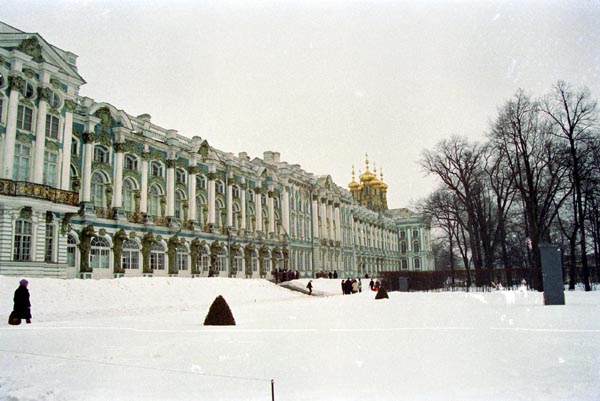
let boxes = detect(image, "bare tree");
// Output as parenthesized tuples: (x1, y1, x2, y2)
(489, 90, 571, 290)
(541, 81, 599, 291)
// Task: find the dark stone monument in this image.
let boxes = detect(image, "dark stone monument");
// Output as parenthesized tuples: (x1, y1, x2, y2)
(539, 243, 565, 305)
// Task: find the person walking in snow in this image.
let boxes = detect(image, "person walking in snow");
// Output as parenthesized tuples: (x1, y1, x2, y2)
(369, 278, 375, 291)
(306, 280, 313, 295)
(13, 279, 32, 324)
(358, 278, 362, 293)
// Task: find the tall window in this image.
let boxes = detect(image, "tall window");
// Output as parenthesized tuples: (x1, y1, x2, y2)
(401, 242, 407, 254)
(150, 242, 165, 270)
(0, 97, 4, 124)
(232, 248, 243, 273)
(250, 250, 258, 272)
(122, 240, 139, 270)
(71, 139, 79, 157)
(216, 180, 224, 195)
(401, 259, 408, 270)
(177, 245, 188, 271)
(43, 150, 58, 187)
(197, 175, 206, 190)
(175, 190, 185, 219)
(122, 179, 135, 212)
(91, 172, 107, 208)
(176, 169, 186, 184)
(67, 234, 77, 267)
(45, 114, 60, 139)
(197, 246, 209, 272)
(151, 162, 163, 177)
(196, 194, 207, 225)
(412, 229, 419, 239)
(13, 219, 32, 261)
(17, 105, 33, 131)
(124, 154, 138, 171)
(90, 237, 110, 269)
(13, 143, 31, 181)
(69, 165, 78, 192)
(148, 185, 162, 216)
(232, 185, 240, 199)
(215, 248, 227, 272)
(413, 241, 420, 253)
(94, 146, 109, 164)
(44, 223, 55, 262)
(414, 258, 421, 270)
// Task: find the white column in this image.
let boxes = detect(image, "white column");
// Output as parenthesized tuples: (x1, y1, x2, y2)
(188, 168, 197, 222)
(112, 147, 124, 209)
(227, 182, 233, 227)
(2, 81, 20, 179)
(81, 141, 93, 203)
(207, 162, 216, 225)
(256, 187, 263, 232)
(320, 201, 327, 239)
(60, 100, 75, 190)
(140, 154, 149, 213)
(312, 196, 319, 238)
(166, 160, 175, 217)
(334, 204, 341, 242)
(268, 191, 275, 234)
(282, 186, 290, 235)
(240, 182, 247, 230)
(32, 94, 48, 184)
(327, 202, 334, 240)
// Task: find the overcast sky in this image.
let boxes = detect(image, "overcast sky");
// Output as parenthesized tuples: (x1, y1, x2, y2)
(4, 1, 600, 208)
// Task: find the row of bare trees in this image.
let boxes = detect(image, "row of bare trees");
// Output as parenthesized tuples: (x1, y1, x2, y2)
(419, 81, 599, 291)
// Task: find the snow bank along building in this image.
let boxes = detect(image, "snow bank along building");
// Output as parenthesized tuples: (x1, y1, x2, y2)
(0, 22, 433, 280)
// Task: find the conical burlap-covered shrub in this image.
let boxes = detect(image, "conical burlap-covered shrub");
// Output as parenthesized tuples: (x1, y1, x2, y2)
(204, 295, 236, 326)
(375, 286, 389, 300)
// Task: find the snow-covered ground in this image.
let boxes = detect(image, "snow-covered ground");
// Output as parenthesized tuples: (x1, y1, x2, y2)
(1, 276, 599, 401)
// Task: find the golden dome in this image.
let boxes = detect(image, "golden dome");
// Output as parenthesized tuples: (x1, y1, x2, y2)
(359, 154, 377, 182)
(379, 169, 388, 190)
(348, 165, 361, 190)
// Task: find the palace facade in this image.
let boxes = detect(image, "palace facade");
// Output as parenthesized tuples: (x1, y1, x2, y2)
(0, 22, 433, 280)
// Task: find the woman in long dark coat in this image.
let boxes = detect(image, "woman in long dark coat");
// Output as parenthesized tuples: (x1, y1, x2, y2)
(13, 279, 32, 324)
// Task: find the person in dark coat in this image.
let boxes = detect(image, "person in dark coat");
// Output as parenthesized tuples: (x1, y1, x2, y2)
(306, 280, 313, 295)
(13, 279, 32, 324)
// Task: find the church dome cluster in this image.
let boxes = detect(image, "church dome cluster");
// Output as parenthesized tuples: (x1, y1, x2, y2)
(348, 154, 389, 212)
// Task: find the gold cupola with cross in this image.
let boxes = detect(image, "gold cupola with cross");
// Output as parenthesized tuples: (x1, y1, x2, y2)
(348, 154, 389, 212)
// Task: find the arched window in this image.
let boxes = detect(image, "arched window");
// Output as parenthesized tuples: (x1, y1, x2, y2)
(249, 249, 258, 272)
(215, 247, 227, 272)
(216, 198, 225, 228)
(232, 185, 240, 199)
(414, 257, 421, 270)
(71, 138, 80, 157)
(196, 175, 206, 190)
(412, 229, 419, 240)
(401, 242, 407, 254)
(67, 234, 77, 267)
(91, 172, 108, 208)
(48, 91, 61, 109)
(177, 245, 188, 271)
(197, 246, 210, 272)
(150, 242, 165, 270)
(216, 180, 224, 195)
(232, 247, 243, 273)
(94, 146, 109, 164)
(176, 169, 186, 184)
(232, 203, 241, 230)
(13, 218, 32, 261)
(122, 240, 139, 269)
(69, 165, 79, 192)
(413, 241, 420, 253)
(90, 237, 110, 269)
(148, 184, 163, 216)
(196, 194, 207, 226)
(124, 154, 138, 171)
(273, 196, 280, 210)
(151, 161, 163, 178)
(248, 190, 255, 203)
(175, 190, 185, 219)
(122, 179, 136, 212)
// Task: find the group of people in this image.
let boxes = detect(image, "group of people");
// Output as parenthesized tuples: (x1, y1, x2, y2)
(9, 279, 32, 325)
(341, 278, 362, 294)
(272, 269, 301, 283)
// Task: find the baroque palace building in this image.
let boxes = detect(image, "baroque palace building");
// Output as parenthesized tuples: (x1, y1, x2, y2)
(0, 22, 433, 280)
